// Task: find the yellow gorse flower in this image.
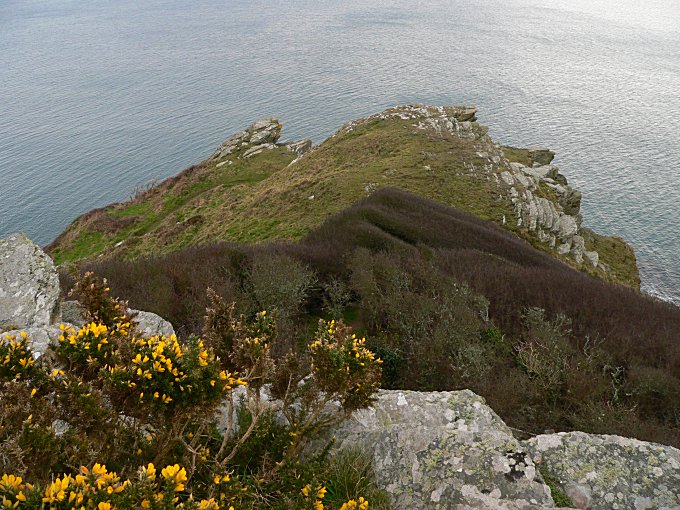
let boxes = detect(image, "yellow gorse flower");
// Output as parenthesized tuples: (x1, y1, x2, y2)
(160, 464, 187, 492)
(340, 497, 369, 510)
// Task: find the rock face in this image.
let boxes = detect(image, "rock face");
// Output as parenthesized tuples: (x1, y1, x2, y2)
(501, 158, 595, 265)
(324, 390, 555, 509)
(0, 233, 60, 330)
(525, 432, 680, 510)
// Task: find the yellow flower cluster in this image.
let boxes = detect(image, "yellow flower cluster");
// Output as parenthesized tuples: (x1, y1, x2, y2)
(57, 322, 114, 368)
(41, 463, 128, 508)
(160, 464, 187, 492)
(1, 463, 236, 510)
(301, 484, 327, 510)
(105, 332, 244, 410)
(0, 474, 31, 507)
(340, 497, 369, 510)
(0, 332, 35, 379)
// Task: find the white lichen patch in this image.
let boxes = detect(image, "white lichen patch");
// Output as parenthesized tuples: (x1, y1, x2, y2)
(525, 431, 680, 510)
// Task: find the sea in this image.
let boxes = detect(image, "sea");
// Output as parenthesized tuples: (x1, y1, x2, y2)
(1, 0, 679, 304)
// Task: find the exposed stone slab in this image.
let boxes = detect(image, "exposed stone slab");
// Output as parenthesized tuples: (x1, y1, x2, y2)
(0, 233, 60, 330)
(525, 432, 680, 510)
(325, 390, 554, 510)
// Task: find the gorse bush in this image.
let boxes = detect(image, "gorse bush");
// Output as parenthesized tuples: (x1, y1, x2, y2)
(0, 274, 386, 509)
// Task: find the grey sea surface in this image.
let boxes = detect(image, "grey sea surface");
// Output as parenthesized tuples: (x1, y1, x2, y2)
(1, 0, 679, 304)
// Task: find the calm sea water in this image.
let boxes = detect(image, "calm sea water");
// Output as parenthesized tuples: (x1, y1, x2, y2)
(1, 0, 679, 304)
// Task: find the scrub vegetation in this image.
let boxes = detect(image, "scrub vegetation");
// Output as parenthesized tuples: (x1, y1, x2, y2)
(62, 189, 680, 449)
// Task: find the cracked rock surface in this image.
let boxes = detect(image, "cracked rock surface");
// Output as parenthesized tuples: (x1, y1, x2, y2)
(525, 432, 680, 510)
(324, 389, 556, 509)
(0, 233, 60, 330)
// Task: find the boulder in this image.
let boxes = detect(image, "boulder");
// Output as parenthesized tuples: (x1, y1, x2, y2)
(323, 390, 554, 510)
(528, 148, 555, 166)
(0, 233, 60, 330)
(525, 432, 680, 510)
(132, 309, 175, 337)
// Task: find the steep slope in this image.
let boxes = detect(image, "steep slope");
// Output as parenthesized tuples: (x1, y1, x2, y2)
(47, 105, 639, 288)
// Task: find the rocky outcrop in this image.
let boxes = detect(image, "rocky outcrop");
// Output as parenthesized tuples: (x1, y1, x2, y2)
(527, 148, 555, 166)
(209, 118, 313, 162)
(324, 389, 556, 510)
(525, 432, 680, 510)
(0, 233, 60, 330)
(315, 389, 679, 510)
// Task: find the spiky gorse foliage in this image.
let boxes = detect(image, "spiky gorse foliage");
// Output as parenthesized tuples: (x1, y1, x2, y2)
(0, 275, 384, 509)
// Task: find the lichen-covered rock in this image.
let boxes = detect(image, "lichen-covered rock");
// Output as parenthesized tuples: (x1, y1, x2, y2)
(325, 390, 554, 510)
(0, 233, 60, 330)
(524, 432, 680, 510)
(131, 309, 175, 337)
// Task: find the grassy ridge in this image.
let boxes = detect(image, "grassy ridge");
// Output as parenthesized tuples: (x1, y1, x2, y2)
(47, 109, 639, 289)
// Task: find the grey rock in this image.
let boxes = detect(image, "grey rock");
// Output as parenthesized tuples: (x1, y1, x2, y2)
(323, 390, 554, 510)
(583, 251, 599, 267)
(60, 300, 86, 327)
(556, 243, 572, 256)
(284, 139, 313, 156)
(60, 301, 174, 337)
(243, 143, 276, 158)
(559, 189, 582, 216)
(514, 173, 533, 189)
(210, 118, 282, 160)
(555, 216, 578, 241)
(524, 432, 680, 510)
(570, 235, 586, 264)
(131, 309, 175, 337)
(528, 148, 555, 166)
(0, 233, 60, 330)
(500, 171, 516, 186)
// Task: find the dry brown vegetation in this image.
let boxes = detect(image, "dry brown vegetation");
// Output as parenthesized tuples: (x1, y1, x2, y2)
(60, 189, 680, 448)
